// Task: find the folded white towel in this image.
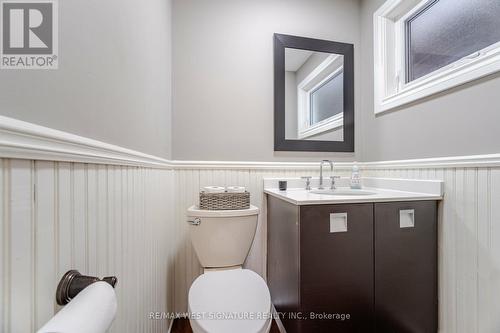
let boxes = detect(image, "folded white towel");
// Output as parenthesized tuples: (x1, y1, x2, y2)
(226, 186, 246, 193)
(203, 186, 225, 193)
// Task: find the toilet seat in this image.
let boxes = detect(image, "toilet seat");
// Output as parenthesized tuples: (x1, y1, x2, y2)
(188, 268, 272, 333)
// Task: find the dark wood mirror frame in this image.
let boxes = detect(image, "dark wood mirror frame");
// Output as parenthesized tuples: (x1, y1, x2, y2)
(274, 33, 354, 152)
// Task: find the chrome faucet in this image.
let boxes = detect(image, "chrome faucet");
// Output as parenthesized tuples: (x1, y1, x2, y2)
(319, 160, 334, 190)
(330, 175, 341, 190)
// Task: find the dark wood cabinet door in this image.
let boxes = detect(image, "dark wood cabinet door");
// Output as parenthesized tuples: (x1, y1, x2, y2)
(300, 204, 374, 333)
(374, 201, 438, 333)
(267, 196, 301, 333)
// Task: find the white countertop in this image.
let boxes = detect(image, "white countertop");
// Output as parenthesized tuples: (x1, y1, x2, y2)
(264, 177, 444, 206)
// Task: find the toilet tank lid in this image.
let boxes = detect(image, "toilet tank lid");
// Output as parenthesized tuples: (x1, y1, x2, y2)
(187, 205, 259, 217)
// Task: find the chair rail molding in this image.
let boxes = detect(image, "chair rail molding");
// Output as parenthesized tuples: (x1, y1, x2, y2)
(362, 154, 500, 169)
(2, 115, 500, 170)
(169, 160, 349, 170)
(0, 115, 173, 168)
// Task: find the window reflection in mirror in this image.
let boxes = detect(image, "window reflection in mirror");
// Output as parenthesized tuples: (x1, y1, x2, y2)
(284, 48, 344, 142)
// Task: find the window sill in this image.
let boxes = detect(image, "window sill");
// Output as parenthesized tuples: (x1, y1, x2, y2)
(376, 47, 500, 114)
(297, 113, 343, 139)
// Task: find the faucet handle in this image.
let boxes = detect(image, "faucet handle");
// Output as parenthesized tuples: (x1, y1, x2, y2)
(330, 176, 341, 190)
(301, 176, 312, 190)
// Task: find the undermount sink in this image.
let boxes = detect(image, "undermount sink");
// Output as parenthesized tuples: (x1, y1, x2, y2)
(310, 189, 377, 196)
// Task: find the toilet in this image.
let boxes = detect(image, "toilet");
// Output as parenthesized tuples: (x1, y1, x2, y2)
(186, 205, 272, 333)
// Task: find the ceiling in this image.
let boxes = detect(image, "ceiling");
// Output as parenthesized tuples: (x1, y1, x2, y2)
(285, 48, 313, 72)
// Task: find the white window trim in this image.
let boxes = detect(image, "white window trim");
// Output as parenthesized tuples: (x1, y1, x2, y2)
(296, 54, 344, 139)
(297, 112, 343, 139)
(374, 0, 500, 115)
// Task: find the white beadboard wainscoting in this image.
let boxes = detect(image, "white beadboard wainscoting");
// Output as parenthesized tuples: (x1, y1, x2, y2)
(362, 166, 500, 333)
(0, 159, 175, 333)
(4, 157, 500, 333)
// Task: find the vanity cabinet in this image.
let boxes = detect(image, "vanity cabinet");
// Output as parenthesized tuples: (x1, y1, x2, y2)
(300, 203, 374, 332)
(374, 201, 437, 333)
(267, 196, 438, 333)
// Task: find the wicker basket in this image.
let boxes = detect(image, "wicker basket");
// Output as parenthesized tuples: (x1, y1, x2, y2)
(199, 191, 250, 210)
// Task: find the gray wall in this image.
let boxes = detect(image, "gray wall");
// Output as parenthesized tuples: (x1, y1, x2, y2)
(360, 0, 500, 162)
(172, 0, 361, 162)
(0, 0, 173, 159)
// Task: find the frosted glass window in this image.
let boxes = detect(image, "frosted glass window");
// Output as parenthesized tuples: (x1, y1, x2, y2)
(406, 0, 500, 82)
(310, 72, 344, 125)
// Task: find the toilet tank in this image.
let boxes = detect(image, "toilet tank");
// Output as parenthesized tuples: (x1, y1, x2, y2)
(186, 205, 259, 268)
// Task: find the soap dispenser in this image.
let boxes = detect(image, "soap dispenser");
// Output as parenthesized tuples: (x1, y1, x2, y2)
(350, 163, 362, 189)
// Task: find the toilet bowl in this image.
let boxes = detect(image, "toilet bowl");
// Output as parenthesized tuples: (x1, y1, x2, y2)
(186, 205, 271, 333)
(188, 268, 272, 333)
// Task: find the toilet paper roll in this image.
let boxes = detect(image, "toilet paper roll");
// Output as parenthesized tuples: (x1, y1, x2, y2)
(37, 281, 117, 333)
(203, 186, 226, 193)
(226, 186, 246, 193)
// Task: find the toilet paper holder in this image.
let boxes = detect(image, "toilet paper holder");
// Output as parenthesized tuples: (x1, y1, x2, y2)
(56, 270, 118, 305)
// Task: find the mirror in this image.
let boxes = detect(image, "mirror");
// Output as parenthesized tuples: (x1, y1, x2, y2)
(285, 49, 344, 141)
(274, 34, 354, 152)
